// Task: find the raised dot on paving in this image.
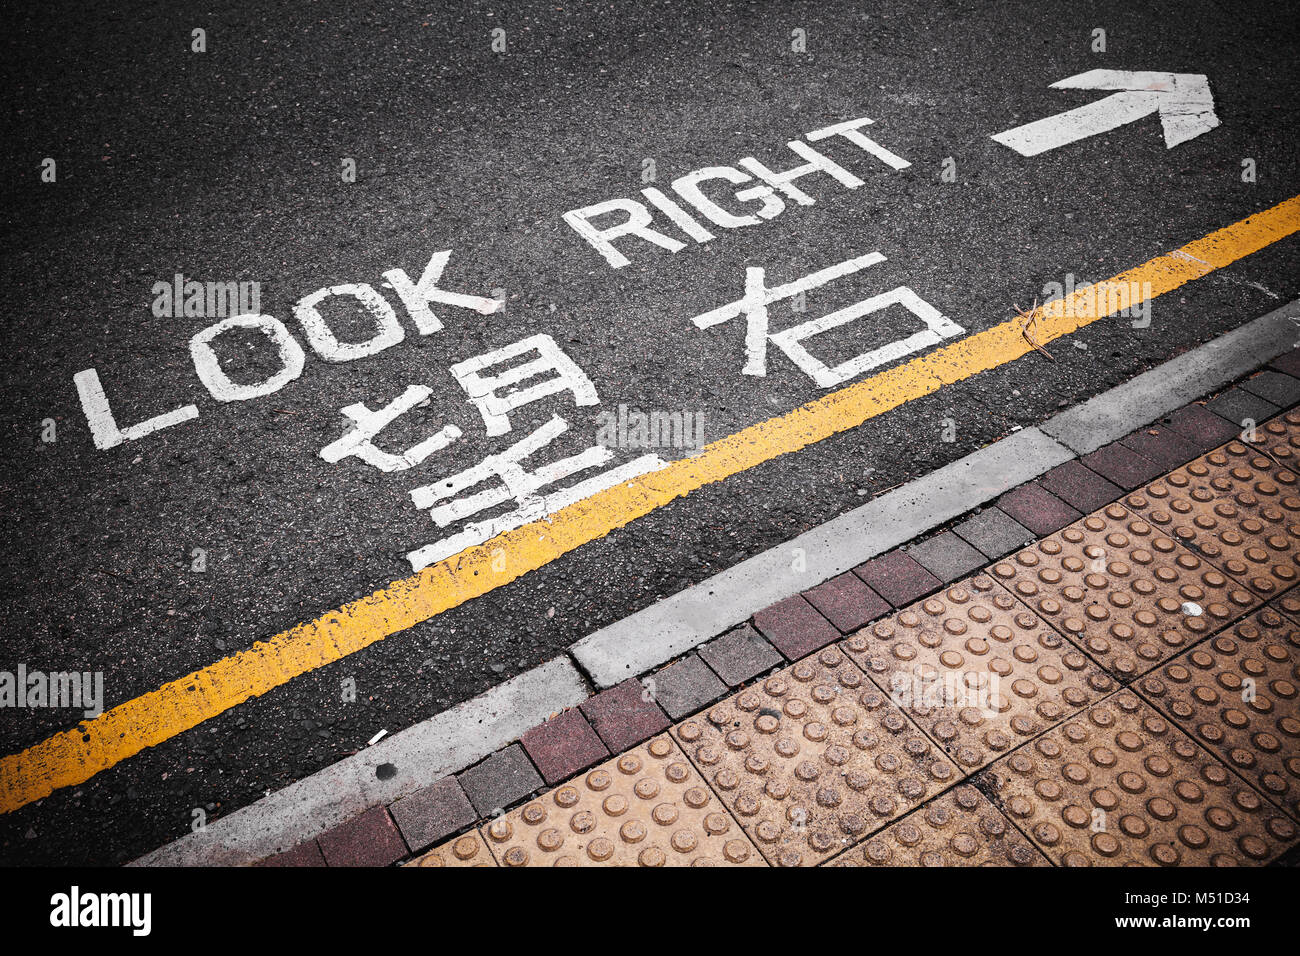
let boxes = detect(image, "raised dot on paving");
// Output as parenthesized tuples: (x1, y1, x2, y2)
(1274, 590, 1300, 620)
(841, 574, 1115, 772)
(1255, 409, 1300, 469)
(975, 690, 1297, 866)
(990, 503, 1259, 681)
(405, 830, 497, 867)
(1123, 440, 1300, 598)
(479, 734, 762, 867)
(827, 783, 1048, 866)
(1136, 607, 1300, 821)
(672, 645, 959, 867)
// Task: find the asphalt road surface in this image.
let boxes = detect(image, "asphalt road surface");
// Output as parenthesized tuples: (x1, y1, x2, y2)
(2, 0, 1298, 864)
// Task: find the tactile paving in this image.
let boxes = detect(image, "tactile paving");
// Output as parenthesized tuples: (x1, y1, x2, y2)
(990, 503, 1258, 681)
(1136, 607, 1300, 821)
(826, 783, 1049, 866)
(405, 830, 497, 867)
(673, 645, 960, 867)
(480, 734, 763, 867)
(841, 574, 1115, 772)
(1273, 589, 1300, 621)
(976, 690, 1297, 866)
(1254, 409, 1300, 467)
(1123, 441, 1300, 597)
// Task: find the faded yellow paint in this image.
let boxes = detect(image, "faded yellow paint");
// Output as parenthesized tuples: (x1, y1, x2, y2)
(3, 194, 1299, 815)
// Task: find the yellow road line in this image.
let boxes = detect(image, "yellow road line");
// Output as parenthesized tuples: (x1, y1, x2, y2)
(4, 194, 1299, 815)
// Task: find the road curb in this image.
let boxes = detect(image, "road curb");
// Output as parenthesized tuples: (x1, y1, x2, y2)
(571, 426, 1074, 686)
(131, 298, 1300, 866)
(1040, 297, 1300, 454)
(573, 297, 1300, 686)
(130, 656, 587, 866)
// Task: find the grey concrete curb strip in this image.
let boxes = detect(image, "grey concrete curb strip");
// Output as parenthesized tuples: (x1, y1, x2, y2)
(130, 657, 586, 866)
(571, 427, 1073, 687)
(1040, 299, 1300, 454)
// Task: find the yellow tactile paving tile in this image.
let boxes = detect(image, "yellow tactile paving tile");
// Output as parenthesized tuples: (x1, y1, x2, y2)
(991, 503, 1259, 681)
(1254, 409, 1300, 468)
(826, 783, 1049, 867)
(1136, 607, 1300, 821)
(405, 830, 497, 867)
(841, 574, 1115, 773)
(1123, 441, 1300, 598)
(672, 645, 960, 867)
(479, 734, 763, 867)
(975, 690, 1298, 866)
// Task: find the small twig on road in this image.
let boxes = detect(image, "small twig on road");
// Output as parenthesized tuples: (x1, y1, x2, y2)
(1016, 298, 1055, 362)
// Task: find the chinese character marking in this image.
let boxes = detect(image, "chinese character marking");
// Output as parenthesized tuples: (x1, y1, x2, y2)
(690, 253, 964, 387)
(450, 333, 599, 436)
(405, 414, 663, 570)
(320, 385, 462, 472)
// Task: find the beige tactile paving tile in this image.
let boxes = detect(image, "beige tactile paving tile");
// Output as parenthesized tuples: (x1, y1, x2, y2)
(990, 503, 1259, 682)
(405, 830, 497, 867)
(1136, 607, 1300, 821)
(672, 645, 960, 867)
(1123, 441, 1300, 598)
(1272, 589, 1300, 621)
(975, 690, 1298, 866)
(825, 783, 1049, 867)
(1255, 409, 1300, 468)
(479, 734, 763, 867)
(841, 574, 1116, 773)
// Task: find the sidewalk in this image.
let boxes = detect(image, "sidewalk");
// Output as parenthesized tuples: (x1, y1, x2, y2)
(180, 347, 1300, 868)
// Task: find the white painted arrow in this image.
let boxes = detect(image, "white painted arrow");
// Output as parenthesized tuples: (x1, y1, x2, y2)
(992, 70, 1219, 156)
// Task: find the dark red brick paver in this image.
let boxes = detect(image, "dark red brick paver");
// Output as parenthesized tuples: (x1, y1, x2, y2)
(520, 708, 609, 785)
(260, 840, 326, 867)
(580, 679, 670, 752)
(804, 572, 891, 632)
(1037, 460, 1123, 513)
(1079, 442, 1164, 491)
(1161, 403, 1242, 453)
(752, 593, 841, 659)
(318, 807, 407, 867)
(853, 550, 942, 607)
(1119, 425, 1203, 472)
(994, 483, 1082, 536)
